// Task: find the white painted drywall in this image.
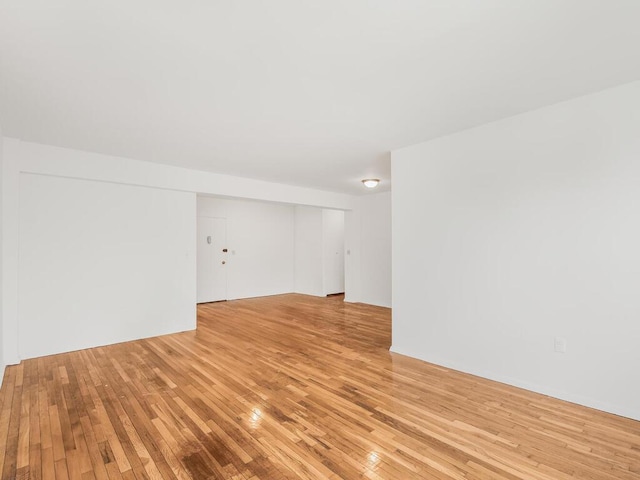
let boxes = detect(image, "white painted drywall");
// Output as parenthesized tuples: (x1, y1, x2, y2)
(1, 138, 356, 364)
(1, 138, 384, 364)
(1, 139, 19, 367)
(18, 173, 196, 359)
(197, 197, 295, 300)
(17, 140, 353, 210)
(392, 81, 640, 420)
(294, 206, 324, 297)
(322, 209, 345, 295)
(359, 193, 391, 307)
(0, 134, 4, 382)
(344, 207, 360, 304)
(345, 192, 392, 308)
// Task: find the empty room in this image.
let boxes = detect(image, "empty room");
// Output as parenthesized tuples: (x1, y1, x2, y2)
(1, 1, 639, 479)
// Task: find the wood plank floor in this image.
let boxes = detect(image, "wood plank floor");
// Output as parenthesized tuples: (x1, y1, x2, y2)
(1, 294, 639, 479)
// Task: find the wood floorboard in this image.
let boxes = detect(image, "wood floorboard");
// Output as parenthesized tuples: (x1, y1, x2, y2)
(1, 293, 639, 479)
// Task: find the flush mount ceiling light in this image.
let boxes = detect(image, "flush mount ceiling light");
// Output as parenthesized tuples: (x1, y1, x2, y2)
(361, 178, 380, 188)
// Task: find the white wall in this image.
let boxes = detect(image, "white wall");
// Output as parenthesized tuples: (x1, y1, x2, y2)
(345, 192, 392, 307)
(1, 138, 357, 364)
(1, 139, 19, 367)
(197, 197, 295, 300)
(392, 81, 640, 420)
(294, 206, 324, 297)
(17, 140, 354, 210)
(19, 174, 196, 359)
(1, 138, 388, 365)
(0, 134, 4, 381)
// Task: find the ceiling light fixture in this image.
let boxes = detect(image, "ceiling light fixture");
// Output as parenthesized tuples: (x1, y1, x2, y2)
(361, 178, 380, 188)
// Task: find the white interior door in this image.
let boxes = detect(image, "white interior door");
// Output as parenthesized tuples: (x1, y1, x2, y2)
(323, 210, 345, 295)
(197, 216, 228, 303)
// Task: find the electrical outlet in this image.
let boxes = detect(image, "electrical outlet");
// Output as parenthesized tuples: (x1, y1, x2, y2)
(554, 337, 567, 353)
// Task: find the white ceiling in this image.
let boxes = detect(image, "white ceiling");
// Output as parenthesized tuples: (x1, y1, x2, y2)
(1, 1, 639, 195)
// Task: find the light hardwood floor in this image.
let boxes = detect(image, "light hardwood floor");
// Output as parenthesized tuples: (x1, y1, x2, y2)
(1, 294, 639, 479)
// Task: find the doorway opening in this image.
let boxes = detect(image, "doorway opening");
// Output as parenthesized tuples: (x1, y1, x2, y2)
(196, 196, 346, 304)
